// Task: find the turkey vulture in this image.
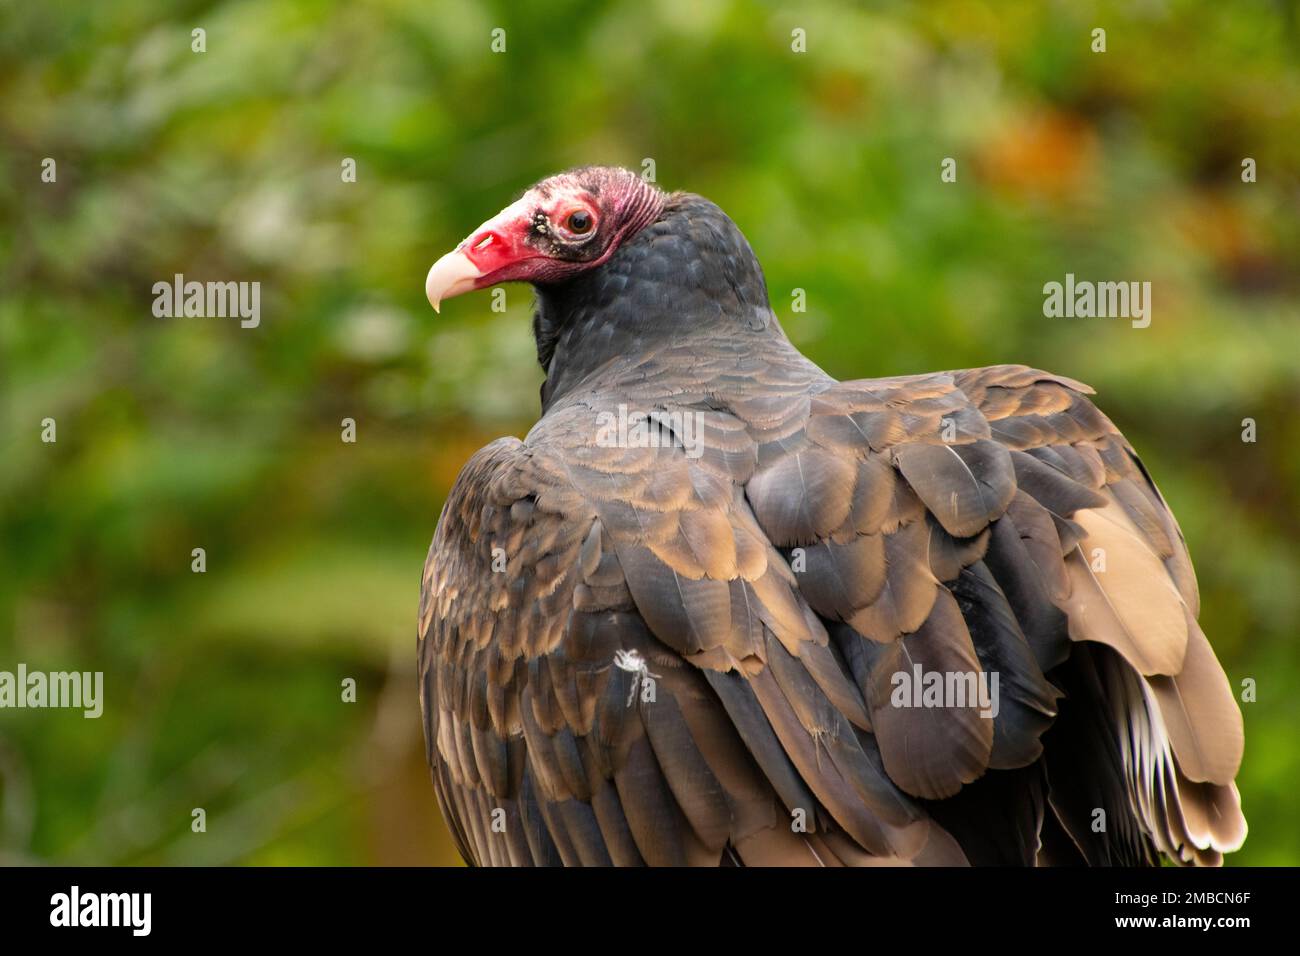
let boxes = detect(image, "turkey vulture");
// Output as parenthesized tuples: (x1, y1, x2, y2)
(417, 166, 1245, 866)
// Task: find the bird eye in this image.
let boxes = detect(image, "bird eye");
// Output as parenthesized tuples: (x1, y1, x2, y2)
(564, 209, 594, 234)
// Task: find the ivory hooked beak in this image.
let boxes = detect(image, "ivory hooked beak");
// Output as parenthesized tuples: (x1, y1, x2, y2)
(425, 248, 486, 313)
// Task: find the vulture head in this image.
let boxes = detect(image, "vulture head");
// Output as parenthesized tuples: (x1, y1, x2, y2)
(425, 166, 666, 312)
(424, 166, 780, 407)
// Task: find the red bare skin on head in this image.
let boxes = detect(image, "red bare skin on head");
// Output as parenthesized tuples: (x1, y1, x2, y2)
(458, 191, 602, 284)
(426, 167, 664, 310)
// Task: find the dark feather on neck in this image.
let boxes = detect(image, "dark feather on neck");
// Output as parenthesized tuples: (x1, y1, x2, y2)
(533, 194, 786, 409)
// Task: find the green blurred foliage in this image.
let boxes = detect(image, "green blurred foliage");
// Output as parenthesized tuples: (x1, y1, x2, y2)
(1, 0, 1298, 865)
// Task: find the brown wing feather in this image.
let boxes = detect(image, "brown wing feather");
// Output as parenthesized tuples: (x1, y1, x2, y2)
(420, 409, 954, 865)
(954, 365, 1245, 861)
(421, 359, 1245, 866)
